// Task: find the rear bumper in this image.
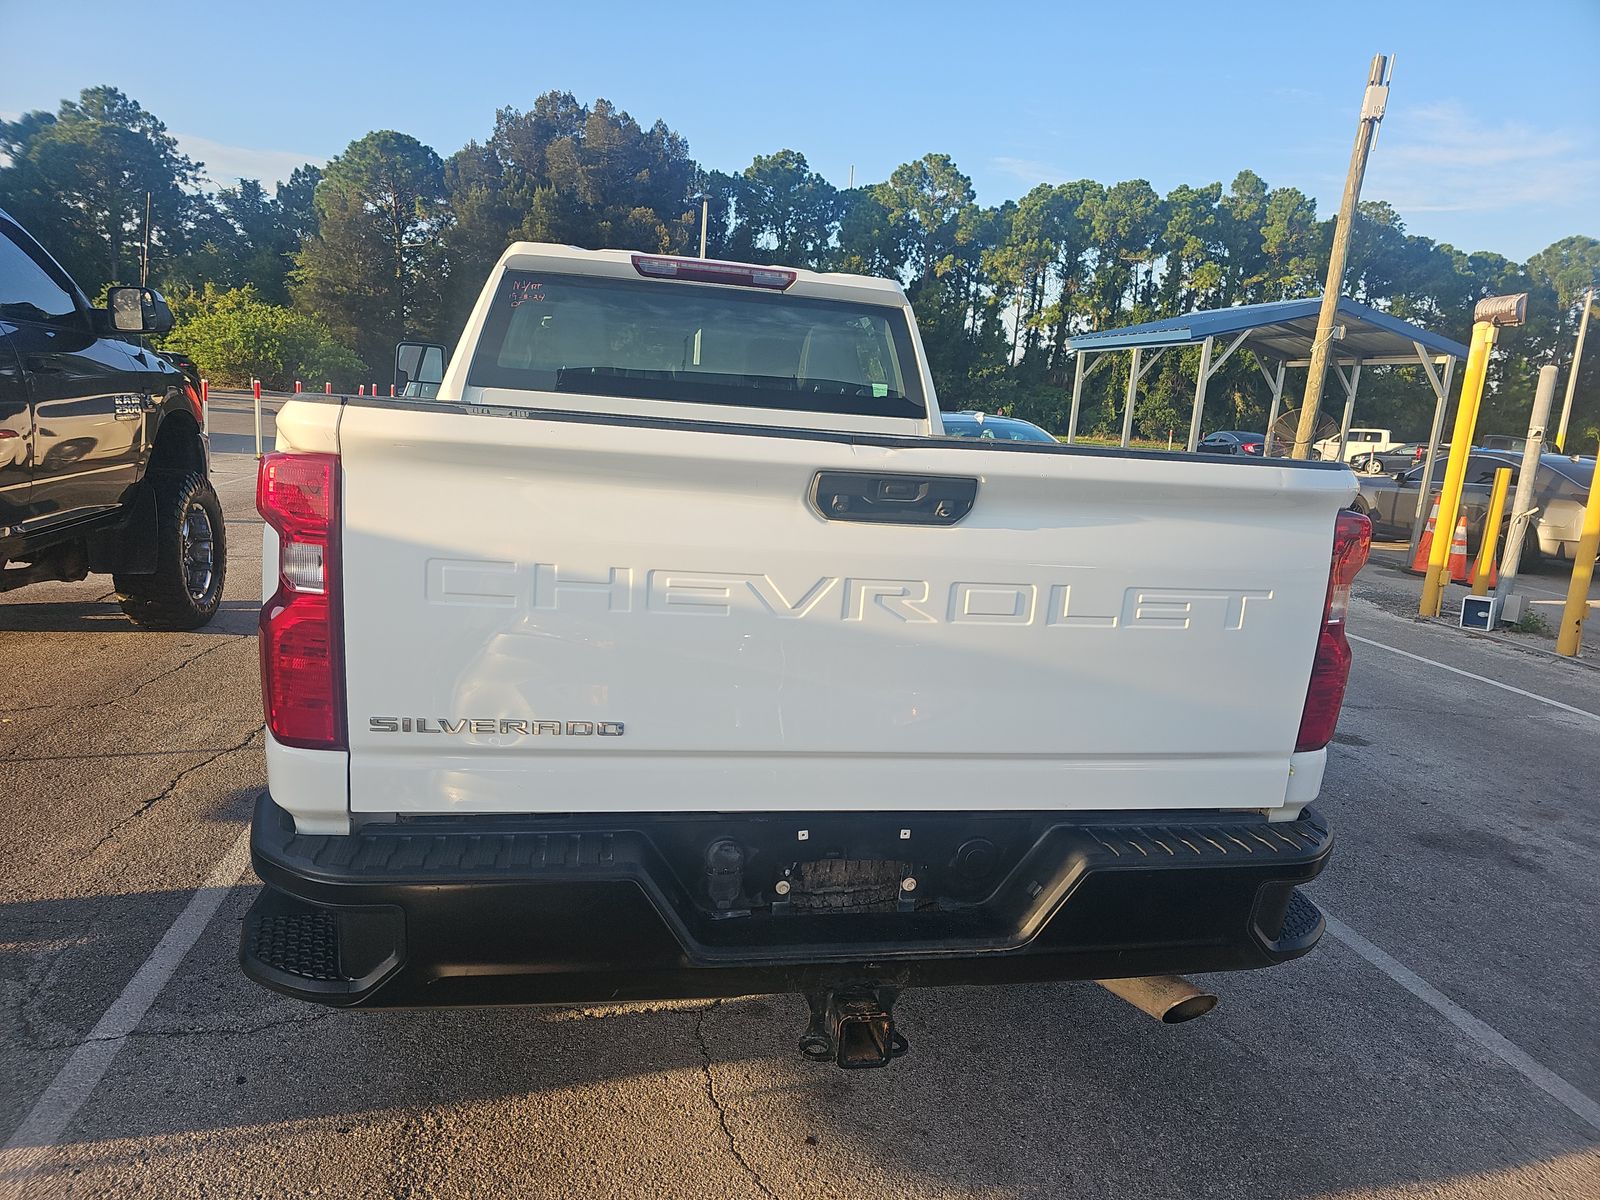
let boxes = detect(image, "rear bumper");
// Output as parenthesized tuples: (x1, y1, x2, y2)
(242, 791, 1332, 1007)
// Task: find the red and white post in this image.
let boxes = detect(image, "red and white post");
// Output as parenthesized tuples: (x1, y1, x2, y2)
(253, 378, 263, 459)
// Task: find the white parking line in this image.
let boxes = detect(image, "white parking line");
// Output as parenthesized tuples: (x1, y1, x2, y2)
(1324, 914, 1600, 1134)
(1348, 633, 1600, 722)
(0, 828, 252, 1198)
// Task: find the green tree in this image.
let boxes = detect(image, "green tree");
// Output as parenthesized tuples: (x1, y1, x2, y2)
(167, 284, 364, 389)
(292, 131, 448, 370)
(874, 153, 976, 285)
(0, 87, 201, 293)
(1084, 179, 1160, 329)
(726, 150, 838, 268)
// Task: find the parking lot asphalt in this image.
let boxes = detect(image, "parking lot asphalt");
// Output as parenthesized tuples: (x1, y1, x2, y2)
(1, 394, 1596, 1199)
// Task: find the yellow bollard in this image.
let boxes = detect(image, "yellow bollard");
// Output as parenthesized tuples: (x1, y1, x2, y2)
(1555, 465, 1600, 656)
(1470, 467, 1512, 596)
(1421, 322, 1494, 616)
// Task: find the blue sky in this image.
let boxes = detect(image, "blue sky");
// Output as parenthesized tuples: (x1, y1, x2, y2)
(2, 0, 1595, 261)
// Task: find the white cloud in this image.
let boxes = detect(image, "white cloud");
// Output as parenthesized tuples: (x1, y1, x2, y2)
(2, 111, 322, 190)
(1365, 102, 1600, 216)
(172, 131, 325, 190)
(989, 156, 1072, 186)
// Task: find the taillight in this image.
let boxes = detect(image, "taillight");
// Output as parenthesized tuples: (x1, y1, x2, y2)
(257, 452, 345, 750)
(631, 253, 796, 290)
(1296, 509, 1371, 752)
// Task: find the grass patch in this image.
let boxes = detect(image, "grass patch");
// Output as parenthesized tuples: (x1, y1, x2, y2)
(1510, 610, 1551, 636)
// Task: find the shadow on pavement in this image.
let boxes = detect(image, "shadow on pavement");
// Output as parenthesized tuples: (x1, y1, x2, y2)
(206, 432, 267, 458)
(0, 598, 258, 635)
(5, 875, 1592, 1199)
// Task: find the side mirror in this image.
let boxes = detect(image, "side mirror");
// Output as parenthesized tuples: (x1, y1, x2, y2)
(395, 341, 447, 399)
(107, 287, 174, 335)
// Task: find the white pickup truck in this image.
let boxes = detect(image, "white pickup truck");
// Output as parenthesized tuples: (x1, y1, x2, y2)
(243, 245, 1368, 1067)
(1315, 427, 1402, 465)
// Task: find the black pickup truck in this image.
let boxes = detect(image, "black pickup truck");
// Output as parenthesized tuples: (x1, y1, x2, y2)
(0, 207, 225, 628)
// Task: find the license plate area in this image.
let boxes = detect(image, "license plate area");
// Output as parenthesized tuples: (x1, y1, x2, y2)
(779, 858, 916, 914)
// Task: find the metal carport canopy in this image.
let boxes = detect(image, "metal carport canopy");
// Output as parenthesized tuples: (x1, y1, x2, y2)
(1060, 296, 1470, 454)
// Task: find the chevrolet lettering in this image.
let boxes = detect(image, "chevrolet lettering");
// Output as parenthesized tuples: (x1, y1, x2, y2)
(425, 559, 1275, 631)
(368, 717, 625, 737)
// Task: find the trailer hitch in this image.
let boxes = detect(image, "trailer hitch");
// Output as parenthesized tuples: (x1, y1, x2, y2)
(799, 988, 909, 1069)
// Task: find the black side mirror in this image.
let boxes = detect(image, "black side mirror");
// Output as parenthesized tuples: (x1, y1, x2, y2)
(107, 286, 173, 335)
(395, 341, 447, 399)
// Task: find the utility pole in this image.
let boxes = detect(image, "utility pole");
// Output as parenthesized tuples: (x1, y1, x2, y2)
(1495, 365, 1558, 625)
(697, 194, 710, 259)
(1555, 284, 1594, 452)
(139, 191, 152, 287)
(1293, 54, 1392, 460)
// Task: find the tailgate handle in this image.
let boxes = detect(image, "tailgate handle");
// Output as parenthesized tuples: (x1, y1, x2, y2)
(811, 471, 977, 526)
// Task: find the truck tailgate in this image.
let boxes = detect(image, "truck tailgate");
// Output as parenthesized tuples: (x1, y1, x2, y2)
(335, 403, 1354, 816)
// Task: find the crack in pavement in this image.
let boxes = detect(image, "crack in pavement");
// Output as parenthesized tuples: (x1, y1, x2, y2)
(0, 634, 251, 719)
(6, 725, 262, 1042)
(81, 725, 263, 860)
(32, 1010, 338, 1053)
(2, 743, 260, 766)
(694, 1000, 779, 1200)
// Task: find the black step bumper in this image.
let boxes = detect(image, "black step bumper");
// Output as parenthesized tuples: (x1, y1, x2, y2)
(241, 792, 1333, 1008)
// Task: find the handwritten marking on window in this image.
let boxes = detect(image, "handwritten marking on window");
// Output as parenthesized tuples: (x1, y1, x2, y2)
(508, 279, 546, 307)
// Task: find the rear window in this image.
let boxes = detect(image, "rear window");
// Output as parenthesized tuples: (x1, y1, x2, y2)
(467, 270, 925, 419)
(1545, 456, 1595, 488)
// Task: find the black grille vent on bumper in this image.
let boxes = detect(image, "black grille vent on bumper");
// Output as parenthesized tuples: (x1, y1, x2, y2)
(250, 910, 342, 982)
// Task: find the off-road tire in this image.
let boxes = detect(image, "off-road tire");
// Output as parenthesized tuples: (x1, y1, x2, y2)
(116, 471, 227, 630)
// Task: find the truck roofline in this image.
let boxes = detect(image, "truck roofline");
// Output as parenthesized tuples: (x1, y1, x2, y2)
(493, 241, 910, 307)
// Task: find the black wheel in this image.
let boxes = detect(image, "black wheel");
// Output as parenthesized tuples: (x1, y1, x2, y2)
(116, 471, 227, 630)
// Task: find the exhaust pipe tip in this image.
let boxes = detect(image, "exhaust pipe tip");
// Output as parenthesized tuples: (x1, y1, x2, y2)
(1158, 991, 1218, 1024)
(1095, 975, 1218, 1024)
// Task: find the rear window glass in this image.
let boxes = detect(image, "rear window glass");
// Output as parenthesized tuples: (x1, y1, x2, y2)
(467, 270, 924, 419)
(942, 416, 1056, 443)
(1545, 456, 1594, 488)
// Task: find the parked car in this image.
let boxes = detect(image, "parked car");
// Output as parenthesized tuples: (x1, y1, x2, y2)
(1315, 427, 1401, 464)
(1354, 449, 1595, 566)
(1479, 434, 1526, 452)
(939, 411, 1057, 442)
(1349, 442, 1427, 475)
(243, 242, 1365, 1069)
(1197, 430, 1265, 456)
(0, 206, 225, 626)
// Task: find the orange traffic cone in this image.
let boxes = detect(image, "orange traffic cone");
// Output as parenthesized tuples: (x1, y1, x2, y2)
(1446, 516, 1471, 583)
(1409, 495, 1441, 573)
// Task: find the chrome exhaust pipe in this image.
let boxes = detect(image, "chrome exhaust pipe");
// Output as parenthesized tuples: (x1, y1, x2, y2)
(1095, 975, 1218, 1023)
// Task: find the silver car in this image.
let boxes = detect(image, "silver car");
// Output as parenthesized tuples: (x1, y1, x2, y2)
(1355, 450, 1595, 565)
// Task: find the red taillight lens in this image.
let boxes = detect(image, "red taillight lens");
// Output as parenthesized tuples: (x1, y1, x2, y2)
(257, 452, 344, 750)
(631, 253, 797, 290)
(1296, 509, 1371, 752)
